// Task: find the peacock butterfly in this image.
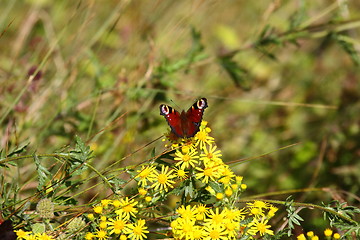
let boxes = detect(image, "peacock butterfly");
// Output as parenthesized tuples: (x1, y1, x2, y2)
(160, 98, 208, 138)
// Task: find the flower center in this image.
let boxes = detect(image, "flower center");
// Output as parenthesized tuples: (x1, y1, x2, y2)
(257, 223, 266, 233)
(182, 155, 191, 162)
(204, 168, 213, 176)
(114, 220, 125, 230)
(133, 225, 142, 235)
(158, 174, 168, 184)
(123, 205, 133, 213)
(209, 229, 220, 238)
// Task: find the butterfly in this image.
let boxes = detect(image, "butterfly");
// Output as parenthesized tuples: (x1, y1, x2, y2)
(160, 98, 208, 138)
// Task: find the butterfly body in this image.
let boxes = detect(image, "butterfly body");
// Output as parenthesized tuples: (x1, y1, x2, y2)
(160, 98, 208, 138)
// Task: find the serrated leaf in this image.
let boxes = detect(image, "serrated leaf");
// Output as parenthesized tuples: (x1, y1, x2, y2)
(33, 154, 51, 190)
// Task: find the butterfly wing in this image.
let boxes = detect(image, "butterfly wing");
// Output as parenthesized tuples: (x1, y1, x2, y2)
(160, 104, 184, 137)
(183, 98, 208, 137)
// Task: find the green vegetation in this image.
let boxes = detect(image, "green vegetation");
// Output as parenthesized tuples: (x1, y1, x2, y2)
(1, 0, 359, 239)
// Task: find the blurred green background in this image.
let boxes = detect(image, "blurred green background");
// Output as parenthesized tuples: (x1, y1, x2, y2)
(1, 0, 359, 232)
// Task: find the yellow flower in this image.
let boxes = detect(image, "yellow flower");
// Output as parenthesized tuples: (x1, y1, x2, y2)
(195, 165, 220, 184)
(107, 216, 127, 235)
(297, 233, 306, 240)
(204, 208, 226, 226)
(99, 221, 107, 229)
(224, 221, 239, 238)
(195, 127, 215, 150)
(112, 200, 121, 207)
(248, 207, 264, 218)
(172, 218, 196, 240)
(223, 207, 247, 222)
(196, 204, 209, 219)
(151, 165, 176, 193)
(216, 192, 224, 200)
(324, 228, 332, 237)
(177, 205, 198, 221)
(181, 145, 192, 153)
(225, 187, 233, 196)
(87, 213, 95, 220)
(333, 233, 341, 239)
(138, 188, 147, 196)
(35, 233, 55, 240)
(200, 144, 222, 164)
(119, 235, 128, 240)
(236, 176, 243, 184)
(247, 217, 274, 236)
(93, 205, 103, 214)
(25, 234, 37, 240)
(175, 167, 188, 179)
(95, 229, 107, 240)
(202, 224, 228, 240)
(115, 197, 138, 220)
(101, 199, 112, 208)
(137, 165, 157, 187)
(307, 231, 314, 237)
(15, 229, 31, 239)
(125, 219, 149, 240)
(85, 232, 95, 240)
(192, 225, 205, 239)
(267, 206, 278, 218)
(247, 200, 269, 209)
(174, 148, 199, 169)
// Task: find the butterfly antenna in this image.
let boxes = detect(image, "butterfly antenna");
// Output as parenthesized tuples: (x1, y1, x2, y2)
(170, 99, 181, 110)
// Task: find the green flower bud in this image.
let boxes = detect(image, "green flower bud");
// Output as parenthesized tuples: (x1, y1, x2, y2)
(36, 198, 54, 219)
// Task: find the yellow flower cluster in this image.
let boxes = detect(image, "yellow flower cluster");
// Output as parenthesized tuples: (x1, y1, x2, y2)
(171, 200, 278, 239)
(87, 197, 149, 240)
(297, 229, 341, 240)
(171, 205, 246, 239)
(159, 122, 277, 239)
(15, 230, 55, 240)
(173, 121, 245, 200)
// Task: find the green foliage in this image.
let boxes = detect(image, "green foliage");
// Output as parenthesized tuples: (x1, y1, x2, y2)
(218, 55, 250, 90)
(324, 201, 360, 237)
(285, 196, 305, 237)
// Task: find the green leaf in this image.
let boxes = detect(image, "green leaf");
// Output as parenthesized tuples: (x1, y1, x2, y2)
(7, 142, 29, 157)
(68, 136, 93, 175)
(33, 154, 51, 191)
(32, 223, 46, 233)
(333, 33, 360, 66)
(218, 55, 250, 90)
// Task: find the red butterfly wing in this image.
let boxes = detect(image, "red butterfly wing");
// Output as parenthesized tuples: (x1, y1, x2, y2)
(159, 104, 184, 137)
(160, 98, 208, 138)
(183, 98, 208, 137)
